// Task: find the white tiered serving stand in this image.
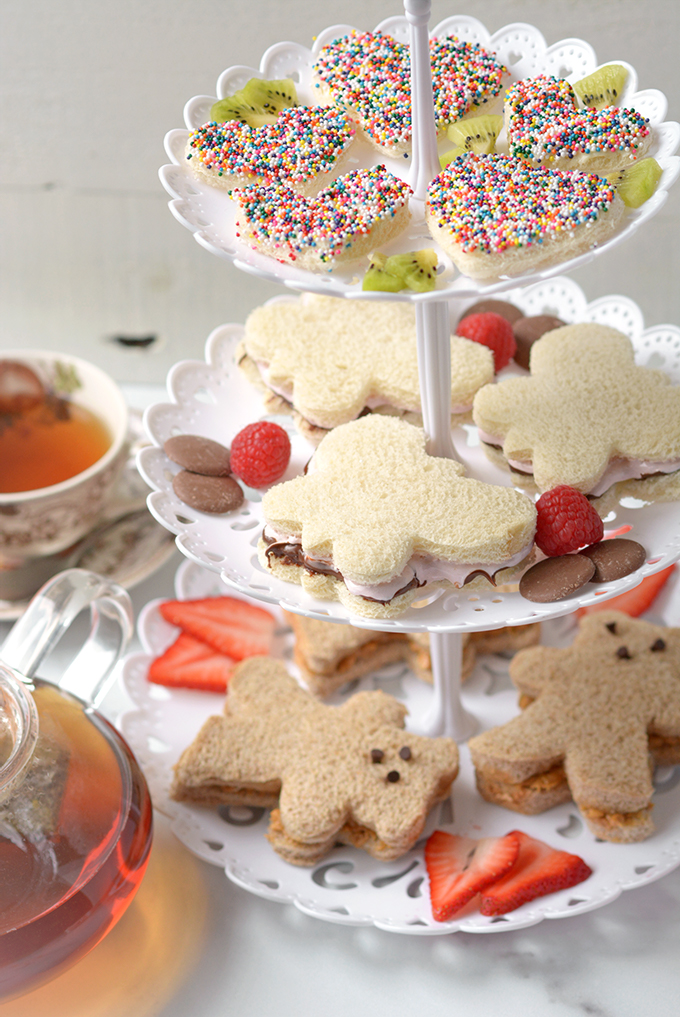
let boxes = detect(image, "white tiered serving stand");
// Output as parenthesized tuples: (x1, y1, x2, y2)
(137, 2, 680, 932)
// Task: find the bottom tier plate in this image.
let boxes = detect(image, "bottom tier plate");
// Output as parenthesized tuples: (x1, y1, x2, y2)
(119, 559, 680, 934)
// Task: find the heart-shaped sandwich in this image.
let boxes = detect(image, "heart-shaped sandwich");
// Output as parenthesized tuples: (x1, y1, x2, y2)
(232, 165, 413, 271)
(504, 75, 652, 176)
(426, 152, 624, 279)
(186, 106, 356, 195)
(313, 29, 507, 156)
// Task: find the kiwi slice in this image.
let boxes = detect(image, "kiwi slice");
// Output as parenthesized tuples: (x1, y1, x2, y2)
(439, 114, 503, 169)
(572, 64, 628, 109)
(363, 250, 439, 293)
(210, 78, 298, 127)
(607, 157, 663, 208)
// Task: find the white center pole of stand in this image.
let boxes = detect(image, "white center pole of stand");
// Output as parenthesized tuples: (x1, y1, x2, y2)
(404, 0, 441, 199)
(405, 0, 477, 743)
(408, 631, 478, 740)
(416, 301, 456, 459)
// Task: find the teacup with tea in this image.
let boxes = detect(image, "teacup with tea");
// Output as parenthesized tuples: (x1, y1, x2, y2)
(0, 350, 129, 582)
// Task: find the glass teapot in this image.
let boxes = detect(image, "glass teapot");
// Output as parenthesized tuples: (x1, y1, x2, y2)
(0, 569, 153, 1001)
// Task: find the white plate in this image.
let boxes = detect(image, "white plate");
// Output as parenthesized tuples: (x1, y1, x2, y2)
(137, 276, 680, 634)
(118, 557, 680, 934)
(159, 15, 680, 302)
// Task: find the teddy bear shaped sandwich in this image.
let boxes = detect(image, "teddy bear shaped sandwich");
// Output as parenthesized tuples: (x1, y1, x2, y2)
(472, 322, 680, 511)
(171, 656, 459, 865)
(285, 610, 540, 696)
(238, 293, 494, 444)
(468, 611, 680, 843)
(258, 414, 537, 619)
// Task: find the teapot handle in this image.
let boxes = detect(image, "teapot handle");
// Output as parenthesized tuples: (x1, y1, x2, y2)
(1, 568, 134, 707)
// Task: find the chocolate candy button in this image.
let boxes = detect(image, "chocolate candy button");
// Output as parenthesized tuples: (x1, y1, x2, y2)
(172, 471, 244, 513)
(580, 538, 647, 583)
(164, 435, 231, 476)
(519, 554, 595, 603)
(513, 315, 566, 369)
(457, 299, 523, 327)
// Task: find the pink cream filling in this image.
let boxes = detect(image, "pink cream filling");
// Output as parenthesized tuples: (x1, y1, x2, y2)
(477, 430, 680, 496)
(263, 524, 533, 602)
(256, 361, 473, 421)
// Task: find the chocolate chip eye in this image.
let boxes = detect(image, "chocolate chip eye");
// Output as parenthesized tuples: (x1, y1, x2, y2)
(370, 749, 384, 764)
(606, 622, 617, 634)
(617, 646, 632, 659)
(399, 746, 412, 761)
(386, 770, 400, 783)
(651, 639, 666, 652)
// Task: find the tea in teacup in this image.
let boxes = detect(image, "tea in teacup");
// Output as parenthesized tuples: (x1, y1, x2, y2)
(0, 350, 129, 562)
(0, 359, 112, 493)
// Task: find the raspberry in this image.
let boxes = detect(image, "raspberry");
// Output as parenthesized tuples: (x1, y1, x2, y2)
(230, 421, 291, 488)
(535, 485, 604, 557)
(456, 312, 517, 372)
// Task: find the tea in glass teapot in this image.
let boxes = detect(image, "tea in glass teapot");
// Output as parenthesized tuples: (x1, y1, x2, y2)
(0, 569, 153, 1001)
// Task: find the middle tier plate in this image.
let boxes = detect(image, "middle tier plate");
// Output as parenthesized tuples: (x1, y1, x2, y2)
(137, 276, 680, 634)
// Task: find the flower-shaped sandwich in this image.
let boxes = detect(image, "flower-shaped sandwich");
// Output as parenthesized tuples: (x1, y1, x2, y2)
(258, 415, 537, 619)
(313, 29, 507, 156)
(171, 656, 459, 865)
(468, 611, 680, 842)
(238, 293, 494, 443)
(472, 323, 680, 508)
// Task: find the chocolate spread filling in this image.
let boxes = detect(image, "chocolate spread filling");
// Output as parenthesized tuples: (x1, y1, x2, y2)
(264, 538, 343, 581)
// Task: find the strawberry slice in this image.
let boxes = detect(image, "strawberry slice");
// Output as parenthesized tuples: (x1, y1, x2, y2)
(479, 831, 592, 916)
(425, 830, 519, 922)
(577, 564, 676, 619)
(148, 632, 235, 692)
(603, 524, 632, 539)
(159, 596, 276, 660)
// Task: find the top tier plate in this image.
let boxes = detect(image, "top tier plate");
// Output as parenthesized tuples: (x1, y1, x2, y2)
(159, 14, 680, 302)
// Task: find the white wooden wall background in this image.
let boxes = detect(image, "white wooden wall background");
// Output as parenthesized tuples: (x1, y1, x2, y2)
(1, 0, 678, 383)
